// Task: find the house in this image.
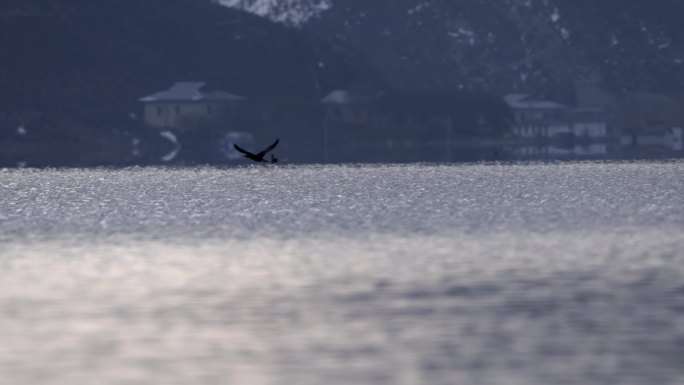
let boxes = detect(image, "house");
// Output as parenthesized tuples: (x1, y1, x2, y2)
(139, 82, 244, 130)
(504, 94, 608, 139)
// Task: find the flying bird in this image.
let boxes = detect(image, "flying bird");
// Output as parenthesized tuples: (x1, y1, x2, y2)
(234, 138, 279, 163)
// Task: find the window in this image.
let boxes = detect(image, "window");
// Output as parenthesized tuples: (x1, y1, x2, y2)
(174, 106, 181, 114)
(206, 105, 213, 115)
(156, 107, 162, 116)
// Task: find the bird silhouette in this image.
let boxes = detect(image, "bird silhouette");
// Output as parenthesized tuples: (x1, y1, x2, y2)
(234, 138, 279, 163)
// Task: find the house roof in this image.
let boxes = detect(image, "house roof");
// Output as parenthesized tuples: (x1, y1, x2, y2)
(504, 93, 568, 110)
(139, 82, 245, 103)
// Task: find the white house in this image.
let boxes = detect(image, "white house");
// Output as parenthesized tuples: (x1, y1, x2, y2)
(504, 94, 608, 139)
(139, 82, 244, 130)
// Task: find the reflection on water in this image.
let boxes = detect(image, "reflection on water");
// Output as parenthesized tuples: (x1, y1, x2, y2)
(1, 163, 684, 385)
(621, 127, 683, 152)
(511, 130, 682, 161)
(514, 143, 609, 158)
(322, 130, 683, 163)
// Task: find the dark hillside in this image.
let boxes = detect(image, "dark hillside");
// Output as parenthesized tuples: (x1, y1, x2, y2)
(0, 0, 374, 166)
(305, 0, 684, 100)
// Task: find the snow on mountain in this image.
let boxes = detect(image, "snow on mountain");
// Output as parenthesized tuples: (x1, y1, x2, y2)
(217, 0, 332, 26)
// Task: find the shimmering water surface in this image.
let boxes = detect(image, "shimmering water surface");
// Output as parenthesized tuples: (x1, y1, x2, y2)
(1, 162, 684, 385)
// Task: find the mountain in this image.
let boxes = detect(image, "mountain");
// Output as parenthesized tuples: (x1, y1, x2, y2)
(0, 0, 374, 166)
(303, 0, 684, 100)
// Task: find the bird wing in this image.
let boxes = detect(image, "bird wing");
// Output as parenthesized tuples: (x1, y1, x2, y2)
(257, 138, 279, 157)
(233, 143, 255, 156)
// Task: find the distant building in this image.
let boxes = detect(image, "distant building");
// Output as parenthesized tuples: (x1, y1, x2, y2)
(139, 82, 244, 130)
(504, 94, 608, 139)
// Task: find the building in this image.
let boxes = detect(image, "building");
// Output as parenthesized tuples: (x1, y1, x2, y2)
(504, 94, 608, 139)
(139, 82, 244, 131)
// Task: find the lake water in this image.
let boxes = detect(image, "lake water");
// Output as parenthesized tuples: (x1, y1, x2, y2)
(1, 162, 684, 385)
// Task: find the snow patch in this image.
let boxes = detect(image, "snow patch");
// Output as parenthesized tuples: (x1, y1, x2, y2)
(448, 28, 477, 45)
(657, 40, 671, 50)
(218, 0, 332, 26)
(560, 27, 570, 40)
(610, 34, 619, 46)
(407, 2, 430, 15)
